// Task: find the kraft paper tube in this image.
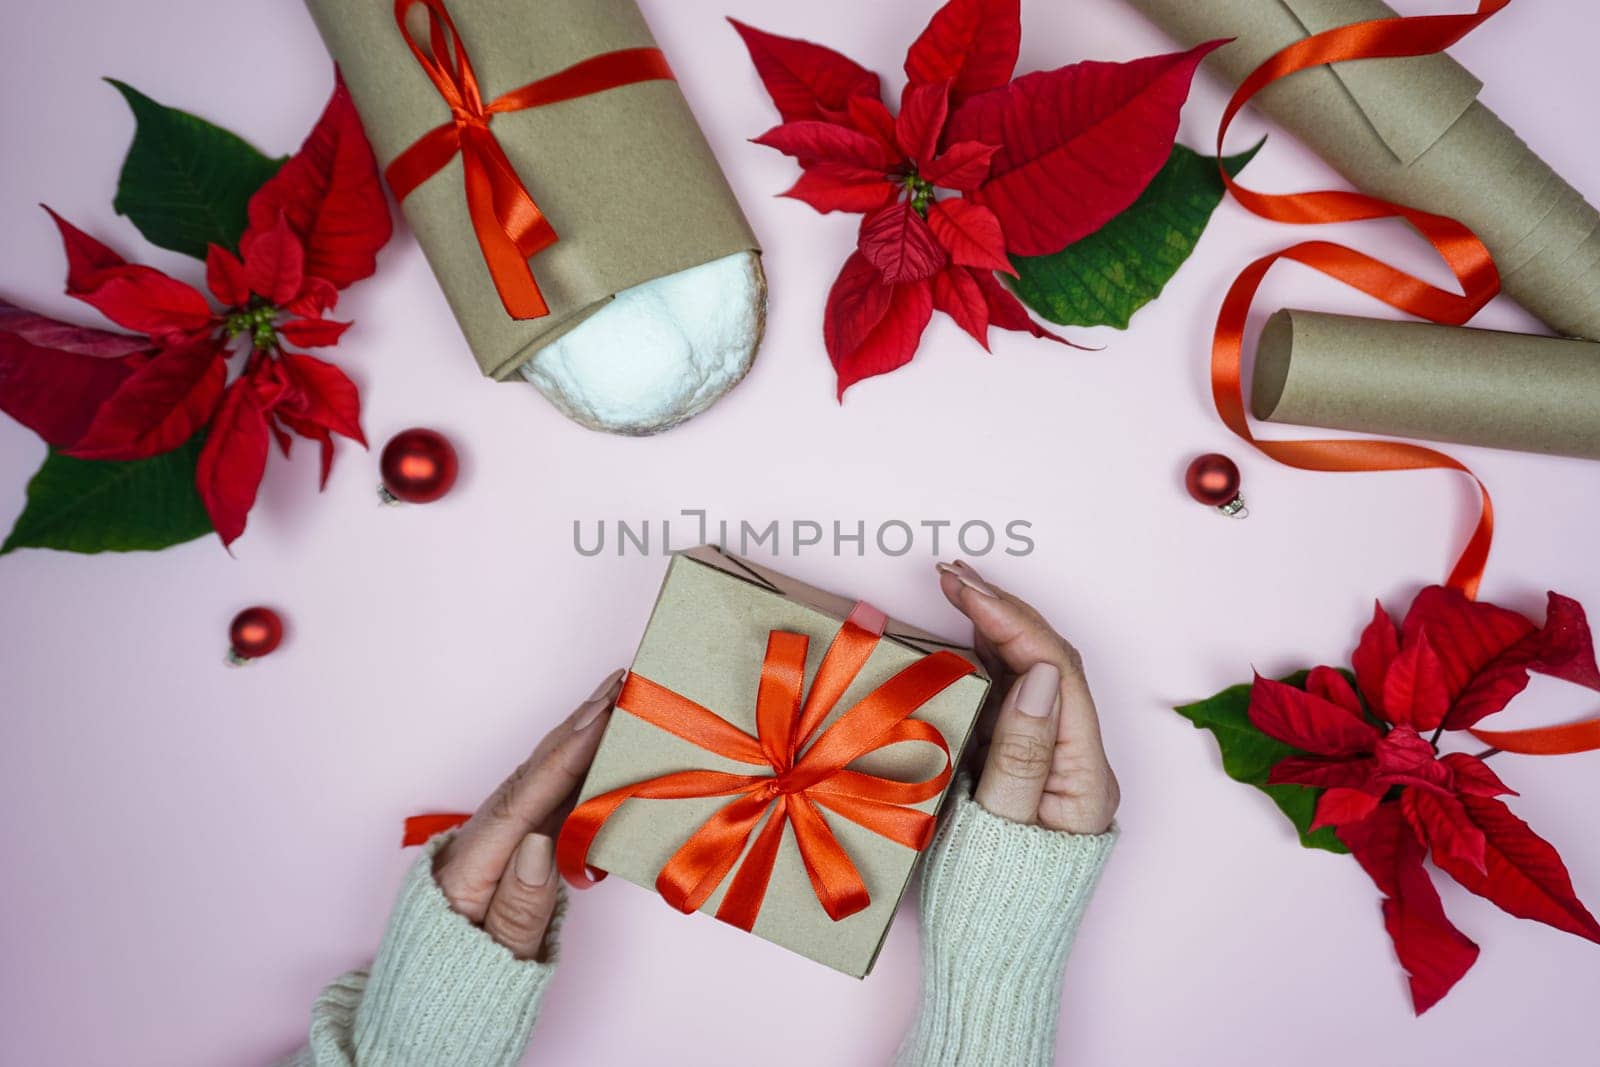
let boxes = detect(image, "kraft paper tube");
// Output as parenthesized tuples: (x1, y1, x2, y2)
(304, 0, 759, 380)
(1123, 0, 1600, 341)
(1253, 309, 1600, 459)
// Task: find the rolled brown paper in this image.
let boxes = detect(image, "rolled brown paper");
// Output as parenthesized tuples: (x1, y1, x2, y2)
(303, 0, 760, 380)
(1123, 0, 1600, 341)
(1253, 309, 1600, 459)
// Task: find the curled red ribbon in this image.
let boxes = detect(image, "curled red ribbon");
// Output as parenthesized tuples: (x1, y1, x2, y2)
(1214, 0, 1600, 754)
(554, 604, 975, 930)
(385, 0, 674, 319)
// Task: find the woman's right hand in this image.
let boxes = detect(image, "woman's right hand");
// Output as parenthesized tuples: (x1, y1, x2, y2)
(430, 668, 625, 960)
(937, 560, 1119, 835)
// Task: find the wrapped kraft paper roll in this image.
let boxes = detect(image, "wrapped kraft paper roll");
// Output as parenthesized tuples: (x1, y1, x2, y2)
(305, 0, 764, 435)
(1253, 310, 1600, 459)
(1123, 0, 1600, 340)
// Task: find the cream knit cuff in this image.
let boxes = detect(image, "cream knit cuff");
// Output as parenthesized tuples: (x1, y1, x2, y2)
(895, 783, 1117, 1067)
(344, 831, 561, 1066)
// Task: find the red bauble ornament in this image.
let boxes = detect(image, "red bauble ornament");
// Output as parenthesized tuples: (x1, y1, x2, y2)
(1185, 453, 1248, 518)
(379, 428, 458, 504)
(228, 606, 284, 666)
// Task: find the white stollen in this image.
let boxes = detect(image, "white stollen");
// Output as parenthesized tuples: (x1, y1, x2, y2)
(517, 251, 766, 435)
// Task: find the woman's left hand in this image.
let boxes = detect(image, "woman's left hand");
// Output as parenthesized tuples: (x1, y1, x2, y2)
(429, 668, 625, 959)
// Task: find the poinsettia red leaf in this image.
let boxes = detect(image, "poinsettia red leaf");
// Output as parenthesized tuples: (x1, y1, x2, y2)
(285, 277, 339, 319)
(43, 206, 127, 291)
(67, 265, 214, 339)
(729, 19, 883, 124)
(926, 198, 1013, 274)
(240, 213, 306, 306)
(754, 121, 899, 171)
(1400, 585, 1535, 729)
(0, 300, 149, 448)
(277, 350, 365, 445)
(1338, 804, 1480, 1015)
(1441, 752, 1518, 798)
(858, 202, 947, 283)
(45, 211, 215, 338)
(68, 336, 226, 460)
(1248, 673, 1382, 756)
(1383, 630, 1452, 731)
(1312, 787, 1381, 830)
(921, 140, 1000, 191)
(1268, 754, 1378, 792)
(781, 164, 900, 215)
(903, 0, 1021, 105)
(1371, 726, 1453, 796)
(195, 377, 271, 548)
(824, 253, 934, 399)
(945, 41, 1224, 256)
(1306, 665, 1364, 717)
(277, 318, 352, 348)
(246, 75, 393, 290)
(841, 96, 899, 153)
(1353, 599, 1400, 719)
(1403, 788, 1488, 875)
(276, 411, 335, 488)
(205, 244, 251, 308)
(1448, 591, 1600, 730)
(1432, 795, 1600, 943)
(0, 301, 149, 360)
(896, 81, 950, 167)
(971, 270, 1083, 346)
(1527, 592, 1600, 690)
(267, 414, 294, 460)
(931, 265, 990, 350)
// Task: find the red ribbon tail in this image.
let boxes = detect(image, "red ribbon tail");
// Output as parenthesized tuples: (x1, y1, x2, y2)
(402, 812, 471, 846)
(460, 131, 554, 319)
(1470, 716, 1600, 755)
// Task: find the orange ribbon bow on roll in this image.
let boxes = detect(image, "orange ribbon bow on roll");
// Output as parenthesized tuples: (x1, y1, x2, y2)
(553, 603, 974, 930)
(385, 0, 675, 319)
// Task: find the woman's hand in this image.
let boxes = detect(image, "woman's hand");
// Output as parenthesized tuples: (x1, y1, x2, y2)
(937, 560, 1119, 835)
(430, 668, 625, 960)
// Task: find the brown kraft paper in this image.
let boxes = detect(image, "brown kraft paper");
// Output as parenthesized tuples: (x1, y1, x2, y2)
(303, 0, 760, 379)
(573, 546, 990, 978)
(1253, 309, 1600, 459)
(1123, 0, 1600, 341)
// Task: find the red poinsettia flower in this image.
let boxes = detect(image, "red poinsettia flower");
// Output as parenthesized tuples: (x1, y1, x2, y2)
(1247, 585, 1600, 1013)
(28, 78, 390, 547)
(732, 0, 1220, 396)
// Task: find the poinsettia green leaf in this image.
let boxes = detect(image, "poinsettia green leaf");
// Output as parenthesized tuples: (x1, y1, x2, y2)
(1007, 139, 1264, 329)
(2, 435, 211, 555)
(108, 79, 284, 259)
(1174, 669, 1350, 854)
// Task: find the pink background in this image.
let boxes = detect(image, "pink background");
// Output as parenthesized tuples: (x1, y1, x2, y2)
(3, 1, 1598, 1063)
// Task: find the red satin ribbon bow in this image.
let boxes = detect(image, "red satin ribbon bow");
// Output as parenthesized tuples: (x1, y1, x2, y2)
(553, 603, 974, 930)
(384, 0, 675, 319)
(1213, 0, 1599, 755)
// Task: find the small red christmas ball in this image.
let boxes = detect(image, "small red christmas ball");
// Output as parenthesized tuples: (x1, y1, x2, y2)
(379, 428, 458, 504)
(1185, 453, 1247, 517)
(228, 606, 283, 665)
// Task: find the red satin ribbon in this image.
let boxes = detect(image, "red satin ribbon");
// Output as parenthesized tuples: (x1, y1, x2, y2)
(1214, 0, 1600, 756)
(1212, 0, 1512, 600)
(385, 0, 674, 319)
(553, 604, 974, 930)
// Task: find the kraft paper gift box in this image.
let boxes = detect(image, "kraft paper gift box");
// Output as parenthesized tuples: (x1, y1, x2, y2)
(559, 546, 991, 977)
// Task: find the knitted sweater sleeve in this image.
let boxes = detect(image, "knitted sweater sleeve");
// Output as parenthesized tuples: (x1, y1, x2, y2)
(895, 784, 1117, 1067)
(280, 832, 559, 1067)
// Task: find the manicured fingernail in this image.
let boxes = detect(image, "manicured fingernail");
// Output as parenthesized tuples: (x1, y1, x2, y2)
(514, 833, 554, 887)
(573, 668, 625, 730)
(937, 560, 999, 598)
(1015, 662, 1061, 718)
